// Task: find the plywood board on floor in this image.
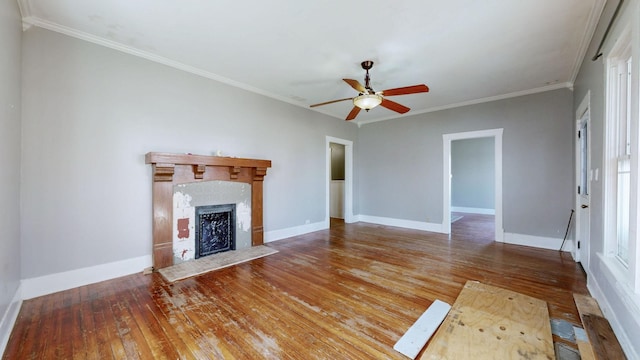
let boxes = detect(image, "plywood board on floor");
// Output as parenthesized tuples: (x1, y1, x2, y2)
(419, 280, 554, 360)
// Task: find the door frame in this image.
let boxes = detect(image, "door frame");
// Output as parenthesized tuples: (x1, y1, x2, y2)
(326, 136, 354, 225)
(574, 91, 591, 263)
(442, 128, 503, 241)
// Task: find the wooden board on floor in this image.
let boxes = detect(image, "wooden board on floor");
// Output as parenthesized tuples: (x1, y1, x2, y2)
(574, 326, 596, 360)
(573, 293, 626, 359)
(574, 293, 603, 318)
(393, 300, 451, 359)
(572, 293, 602, 359)
(419, 281, 554, 360)
(582, 314, 626, 360)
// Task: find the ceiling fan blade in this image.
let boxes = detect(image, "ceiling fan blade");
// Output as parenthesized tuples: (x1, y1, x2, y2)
(345, 106, 361, 121)
(381, 84, 429, 96)
(310, 97, 353, 108)
(380, 98, 410, 114)
(343, 79, 366, 93)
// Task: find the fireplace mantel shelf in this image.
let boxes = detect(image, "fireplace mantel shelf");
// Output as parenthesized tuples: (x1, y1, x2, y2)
(145, 152, 271, 182)
(145, 152, 272, 270)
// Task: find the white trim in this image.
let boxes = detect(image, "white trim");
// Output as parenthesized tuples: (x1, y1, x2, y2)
(603, 22, 639, 285)
(358, 215, 445, 234)
(450, 206, 495, 215)
(0, 286, 22, 356)
(503, 232, 573, 252)
(356, 83, 571, 126)
(264, 220, 327, 242)
(568, 0, 607, 83)
(16, 0, 31, 17)
(443, 128, 504, 242)
(589, 253, 640, 360)
(16, 0, 33, 31)
(20, 255, 151, 300)
(326, 137, 354, 224)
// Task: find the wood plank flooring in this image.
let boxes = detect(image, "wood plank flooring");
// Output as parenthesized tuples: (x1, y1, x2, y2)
(4, 214, 588, 359)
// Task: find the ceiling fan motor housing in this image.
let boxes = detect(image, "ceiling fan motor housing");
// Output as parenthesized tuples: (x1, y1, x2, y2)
(361, 60, 374, 70)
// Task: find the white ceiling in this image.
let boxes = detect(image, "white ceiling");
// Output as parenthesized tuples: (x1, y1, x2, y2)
(18, 0, 605, 125)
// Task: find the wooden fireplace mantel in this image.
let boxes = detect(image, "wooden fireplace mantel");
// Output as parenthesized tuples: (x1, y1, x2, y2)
(145, 152, 271, 270)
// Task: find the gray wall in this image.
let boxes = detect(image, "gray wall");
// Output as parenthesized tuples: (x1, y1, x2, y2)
(358, 88, 574, 240)
(451, 137, 495, 209)
(572, 0, 640, 356)
(0, 0, 22, 328)
(20, 28, 358, 278)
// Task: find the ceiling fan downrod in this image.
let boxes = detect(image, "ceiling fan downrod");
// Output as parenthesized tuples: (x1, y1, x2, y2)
(361, 60, 374, 93)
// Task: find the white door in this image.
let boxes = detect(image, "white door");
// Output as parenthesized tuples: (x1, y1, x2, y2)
(575, 109, 590, 267)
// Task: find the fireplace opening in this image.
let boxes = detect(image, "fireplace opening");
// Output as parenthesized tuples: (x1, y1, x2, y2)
(195, 204, 236, 258)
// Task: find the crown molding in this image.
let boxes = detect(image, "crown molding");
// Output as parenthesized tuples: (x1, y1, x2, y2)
(17, 0, 33, 30)
(16, 0, 31, 18)
(569, 0, 607, 83)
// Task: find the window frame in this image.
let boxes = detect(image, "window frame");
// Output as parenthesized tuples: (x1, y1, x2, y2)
(603, 25, 639, 292)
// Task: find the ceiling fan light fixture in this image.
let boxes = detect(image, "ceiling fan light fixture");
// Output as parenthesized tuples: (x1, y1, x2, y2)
(353, 94, 382, 110)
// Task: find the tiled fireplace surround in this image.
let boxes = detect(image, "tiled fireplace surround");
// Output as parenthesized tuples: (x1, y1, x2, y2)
(145, 152, 271, 270)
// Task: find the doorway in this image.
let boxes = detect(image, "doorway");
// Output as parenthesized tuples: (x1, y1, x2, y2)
(574, 92, 591, 265)
(451, 137, 496, 235)
(329, 142, 346, 221)
(443, 129, 503, 240)
(326, 136, 354, 227)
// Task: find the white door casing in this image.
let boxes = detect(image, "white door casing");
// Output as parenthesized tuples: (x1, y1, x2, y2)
(326, 136, 354, 225)
(443, 128, 504, 240)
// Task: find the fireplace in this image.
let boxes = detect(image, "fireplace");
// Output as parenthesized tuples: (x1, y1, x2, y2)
(146, 152, 271, 270)
(172, 180, 251, 264)
(195, 204, 236, 258)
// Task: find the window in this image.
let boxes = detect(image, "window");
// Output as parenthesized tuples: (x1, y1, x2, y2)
(605, 28, 635, 272)
(611, 47, 632, 265)
(579, 119, 589, 196)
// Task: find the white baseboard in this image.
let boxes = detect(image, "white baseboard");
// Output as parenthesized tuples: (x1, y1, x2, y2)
(21, 255, 152, 300)
(451, 206, 495, 215)
(263, 218, 570, 253)
(18, 222, 331, 300)
(0, 285, 22, 357)
(587, 255, 640, 360)
(357, 215, 446, 234)
(264, 220, 328, 243)
(263, 216, 446, 238)
(503, 232, 573, 252)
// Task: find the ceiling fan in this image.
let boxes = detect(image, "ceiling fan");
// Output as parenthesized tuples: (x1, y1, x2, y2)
(310, 61, 429, 121)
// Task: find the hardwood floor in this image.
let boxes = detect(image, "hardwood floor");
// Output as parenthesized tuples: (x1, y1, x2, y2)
(4, 216, 587, 359)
